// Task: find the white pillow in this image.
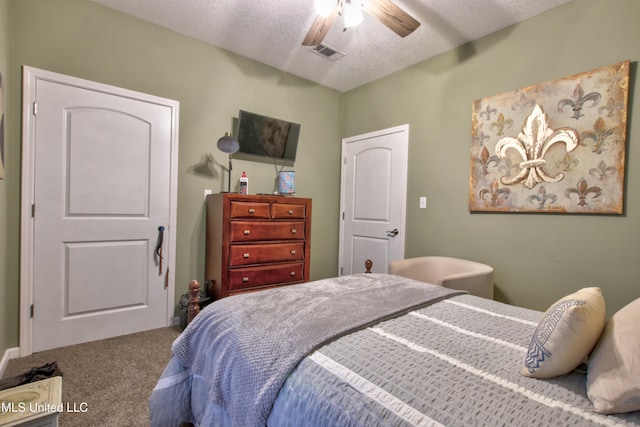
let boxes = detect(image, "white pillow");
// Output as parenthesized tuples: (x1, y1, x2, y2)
(521, 287, 605, 379)
(587, 297, 640, 414)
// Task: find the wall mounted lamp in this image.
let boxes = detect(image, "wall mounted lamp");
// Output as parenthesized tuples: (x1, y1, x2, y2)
(216, 132, 239, 193)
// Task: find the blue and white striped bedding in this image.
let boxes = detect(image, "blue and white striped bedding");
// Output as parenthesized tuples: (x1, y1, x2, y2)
(150, 275, 640, 426)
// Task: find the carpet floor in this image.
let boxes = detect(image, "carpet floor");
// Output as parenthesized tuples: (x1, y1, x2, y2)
(2, 326, 181, 426)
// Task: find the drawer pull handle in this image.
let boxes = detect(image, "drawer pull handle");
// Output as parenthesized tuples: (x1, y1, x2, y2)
(290, 250, 296, 255)
(242, 276, 249, 283)
(244, 229, 251, 235)
(290, 271, 296, 276)
(288, 209, 294, 215)
(243, 253, 250, 258)
(248, 209, 255, 214)
(291, 229, 297, 234)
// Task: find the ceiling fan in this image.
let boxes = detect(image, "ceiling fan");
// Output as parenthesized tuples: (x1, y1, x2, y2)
(302, 0, 421, 47)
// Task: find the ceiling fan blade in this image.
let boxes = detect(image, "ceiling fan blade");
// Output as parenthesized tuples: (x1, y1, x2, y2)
(302, 3, 341, 46)
(363, 0, 420, 38)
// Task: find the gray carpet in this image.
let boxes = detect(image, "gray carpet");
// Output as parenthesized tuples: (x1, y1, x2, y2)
(2, 326, 181, 426)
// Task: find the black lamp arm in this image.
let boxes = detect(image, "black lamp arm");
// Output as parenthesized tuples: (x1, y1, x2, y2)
(227, 154, 233, 193)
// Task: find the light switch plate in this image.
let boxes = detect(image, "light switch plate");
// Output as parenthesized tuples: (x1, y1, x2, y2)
(420, 196, 427, 209)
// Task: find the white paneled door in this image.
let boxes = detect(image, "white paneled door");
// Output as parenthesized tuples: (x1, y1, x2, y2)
(339, 125, 408, 275)
(21, 67, 179, 353)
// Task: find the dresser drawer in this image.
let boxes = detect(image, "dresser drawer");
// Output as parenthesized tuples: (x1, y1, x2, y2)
(229, 221, 306, 242)
(229, 242, 305, 266)
(228, 262, 304, 291)
(229, 201, 271, 219)
(272, 203, 306, 219)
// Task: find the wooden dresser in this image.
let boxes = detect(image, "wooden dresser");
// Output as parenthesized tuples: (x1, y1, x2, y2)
(205, 193, 312, 300)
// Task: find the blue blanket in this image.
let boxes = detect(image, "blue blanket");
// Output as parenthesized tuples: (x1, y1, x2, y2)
(154, 274, 461, 427)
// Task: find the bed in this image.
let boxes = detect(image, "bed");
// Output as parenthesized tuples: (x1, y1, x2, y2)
(150, 270, 640, 427)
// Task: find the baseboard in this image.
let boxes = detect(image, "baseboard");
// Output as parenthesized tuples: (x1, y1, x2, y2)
(0, 347, 20, 378)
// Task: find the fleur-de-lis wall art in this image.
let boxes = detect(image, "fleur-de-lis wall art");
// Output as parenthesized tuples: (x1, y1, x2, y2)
(469, 61, 629, 214)
(527, 186, 557, 210)
(479, 179, 511, 207)
(589, 160, 616, 181)
(472, 130, 490, 146)
(555, 153, 579, 172)
(479, 104, 497, 121)
(557, 83, 601, 120)
(474, 146, 500, 176)
(565, 178, 602, 207)
(495, 104, 579, 189)
(582, 116, 617, 154)
(598, 97, 624, 118)
(511, 93, 536, 112)
(489, 113, 513, 136)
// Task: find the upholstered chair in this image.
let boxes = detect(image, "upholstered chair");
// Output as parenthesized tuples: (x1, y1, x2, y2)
(389, 256, 494, 299)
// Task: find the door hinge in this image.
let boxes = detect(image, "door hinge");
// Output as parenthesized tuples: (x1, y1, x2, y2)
(33, 101, 37, 115)
(30, 304, 34, 318)
(32, 204, 35, 217)
(342, 212, 345, 220)
(340, 267, 343, 275)
(344, 156, 346, 165)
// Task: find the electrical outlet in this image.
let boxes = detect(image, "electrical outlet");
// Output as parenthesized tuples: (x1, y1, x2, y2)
(419, 196, 427, 209)
(204, 189, 212, 200)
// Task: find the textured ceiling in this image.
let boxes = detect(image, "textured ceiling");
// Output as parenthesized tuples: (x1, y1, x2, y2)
(92, 0, 570, 92)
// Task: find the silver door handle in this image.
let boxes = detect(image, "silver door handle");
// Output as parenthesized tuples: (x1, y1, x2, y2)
(386, 228, 399, 236)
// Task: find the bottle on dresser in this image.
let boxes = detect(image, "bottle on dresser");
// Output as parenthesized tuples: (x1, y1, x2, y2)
(239, 171, 248, 194)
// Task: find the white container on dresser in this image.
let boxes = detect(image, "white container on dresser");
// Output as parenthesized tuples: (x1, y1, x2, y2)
(205, 194, 312, 300)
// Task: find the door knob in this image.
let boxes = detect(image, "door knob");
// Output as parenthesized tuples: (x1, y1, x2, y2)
(386, 228, 399, 236)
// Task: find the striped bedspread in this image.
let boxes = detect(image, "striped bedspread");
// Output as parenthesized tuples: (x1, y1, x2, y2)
(269, 294, 640, 426)
(150, 277, 640, 426)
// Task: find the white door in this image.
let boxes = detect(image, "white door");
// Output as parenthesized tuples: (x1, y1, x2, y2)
(339, 125, 408, 275)
(20, 67, 179, 353)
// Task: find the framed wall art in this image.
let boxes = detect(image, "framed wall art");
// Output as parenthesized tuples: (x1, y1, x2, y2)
(469, 61, 629, 214)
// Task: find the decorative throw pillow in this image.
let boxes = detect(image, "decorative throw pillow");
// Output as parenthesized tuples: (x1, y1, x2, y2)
(521, 287, 605, 379)
(587, 297, 640, 414)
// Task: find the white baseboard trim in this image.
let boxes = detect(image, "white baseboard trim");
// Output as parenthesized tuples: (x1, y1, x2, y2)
(0, 347, 20, 378)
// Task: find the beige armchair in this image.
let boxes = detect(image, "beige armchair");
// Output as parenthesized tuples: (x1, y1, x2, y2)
(389, 256, 494, 299)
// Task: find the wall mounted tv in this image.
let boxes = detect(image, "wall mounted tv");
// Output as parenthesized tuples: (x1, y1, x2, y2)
(235, 110, 301, 165)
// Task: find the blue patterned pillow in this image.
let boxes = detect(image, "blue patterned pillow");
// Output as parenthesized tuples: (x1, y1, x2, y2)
(521, 287, 605, 379)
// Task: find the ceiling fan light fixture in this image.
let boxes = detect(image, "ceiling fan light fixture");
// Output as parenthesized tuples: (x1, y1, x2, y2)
(343, 1, 364, 28)
(303, 0, 420, 47)
(314, 0, 336, 17)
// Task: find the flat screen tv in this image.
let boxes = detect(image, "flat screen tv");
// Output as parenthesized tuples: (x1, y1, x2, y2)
(235, 110, 301, 165)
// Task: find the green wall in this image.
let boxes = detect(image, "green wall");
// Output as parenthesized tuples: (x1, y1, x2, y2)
(343, 0, 640, 314)
(2, 0, 639, 358)
(0, 0, 343, 354)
